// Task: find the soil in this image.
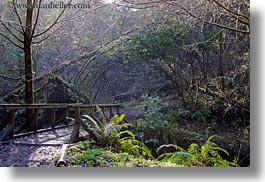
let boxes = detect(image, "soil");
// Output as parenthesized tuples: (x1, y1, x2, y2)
(0, 127, 89, 167)
(0, 143, 60, 167)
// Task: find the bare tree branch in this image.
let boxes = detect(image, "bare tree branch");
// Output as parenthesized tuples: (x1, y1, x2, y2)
(33, 0, 73, 38)
(0, 73, 23, 80)
(12, 0, 25, 33)
(0, 19, 24, 43)
(210, 0, 249, 20)
(31, 0, 42, 41)
(32, 21, 68, 44)
(168, 1, 249, 34)
(0, 32, 23, 49)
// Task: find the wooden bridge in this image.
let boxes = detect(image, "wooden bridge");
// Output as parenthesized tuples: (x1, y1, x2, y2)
(0, 103, 123, 143)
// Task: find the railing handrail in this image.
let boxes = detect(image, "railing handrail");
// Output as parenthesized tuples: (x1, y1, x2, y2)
(0, 103, 122, 110)
(0, 103, 123, 141)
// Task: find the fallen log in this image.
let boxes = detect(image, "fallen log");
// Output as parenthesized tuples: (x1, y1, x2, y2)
(56, 144, 74, 167)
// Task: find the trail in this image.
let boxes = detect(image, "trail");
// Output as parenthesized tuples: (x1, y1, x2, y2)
(0, 127, 88, 167)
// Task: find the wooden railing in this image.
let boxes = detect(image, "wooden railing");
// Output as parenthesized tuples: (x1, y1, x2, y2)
(0, 103, 122, 142)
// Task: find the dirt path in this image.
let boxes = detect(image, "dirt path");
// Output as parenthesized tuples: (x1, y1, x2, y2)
(0, 144, 61, 167)
(0, 127, 89, 167)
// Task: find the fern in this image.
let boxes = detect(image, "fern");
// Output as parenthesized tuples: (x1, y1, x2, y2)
(81, 108, 153, 159)
(157, 135, 238, 167)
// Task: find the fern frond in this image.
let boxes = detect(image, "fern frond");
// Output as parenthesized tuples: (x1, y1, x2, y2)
(205, 135, 220, 144)
(116, 114, 125, 124)
(157, 152, 174, 161)
(118, 130, 135, 140)
(110, 115, 119, 124)
(188, 143, 199, 154)
(212, 147, 229, 156)
(119, 123, 133, 130)
(156, 144, 184, 154)
(82, 115, 100, 131)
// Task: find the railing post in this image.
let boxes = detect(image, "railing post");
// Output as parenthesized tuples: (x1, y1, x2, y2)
(9, 110, 15, 138)
(109, 106, 114, 119)
(116, 106, 121, 115)
(90, 106, 95, 117)
(69, 106, 80, 143)
(33, 109, 38, 132)
(51, 109, 56, 129)
(66, 107, 69, 119)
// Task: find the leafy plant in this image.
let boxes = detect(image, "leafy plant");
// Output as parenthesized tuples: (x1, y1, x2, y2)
(82, 107, 153, 159)
(134, 95, 174, 149)
(157, 135, 238, 167)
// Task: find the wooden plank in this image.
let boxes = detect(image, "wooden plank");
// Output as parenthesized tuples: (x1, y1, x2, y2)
(0, 104, 67, 110)
(0, 103, 122, 108)
(0, 103, 121, 111)
(74, 104, 122, 108)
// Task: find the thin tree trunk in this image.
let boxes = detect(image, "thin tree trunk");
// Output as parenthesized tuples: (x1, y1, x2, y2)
(219, 31, 225, 92)
(24, 0, 35, 129)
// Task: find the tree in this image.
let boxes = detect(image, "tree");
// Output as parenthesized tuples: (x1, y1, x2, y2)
(0, 0, 100, 127)
(119, 0, 250, 34)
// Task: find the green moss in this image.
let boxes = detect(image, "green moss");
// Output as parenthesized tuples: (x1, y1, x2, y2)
(100, 151, 180, 167)
(68, 141, 180, 167)
(70, 149, 180, 167)
(69, 148, 103, 167)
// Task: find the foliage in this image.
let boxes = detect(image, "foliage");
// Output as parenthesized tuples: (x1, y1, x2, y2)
(134, 95, 173, 148)
(82, 107, 153, 159)
(157, 135, 238, 167)
(68, 142, 103, 167)
(68, 141, 179, 167)
(99, 151, 179, 167)
(0, 0, 249, 167)
(67, 136, 239, 167)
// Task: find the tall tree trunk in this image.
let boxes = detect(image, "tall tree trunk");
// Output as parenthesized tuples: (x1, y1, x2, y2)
(24, 0, 35, 129)
(219, 31, 225, 92)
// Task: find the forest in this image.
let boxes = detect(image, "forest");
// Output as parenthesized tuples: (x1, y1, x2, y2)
(0, 0, 250, 167)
